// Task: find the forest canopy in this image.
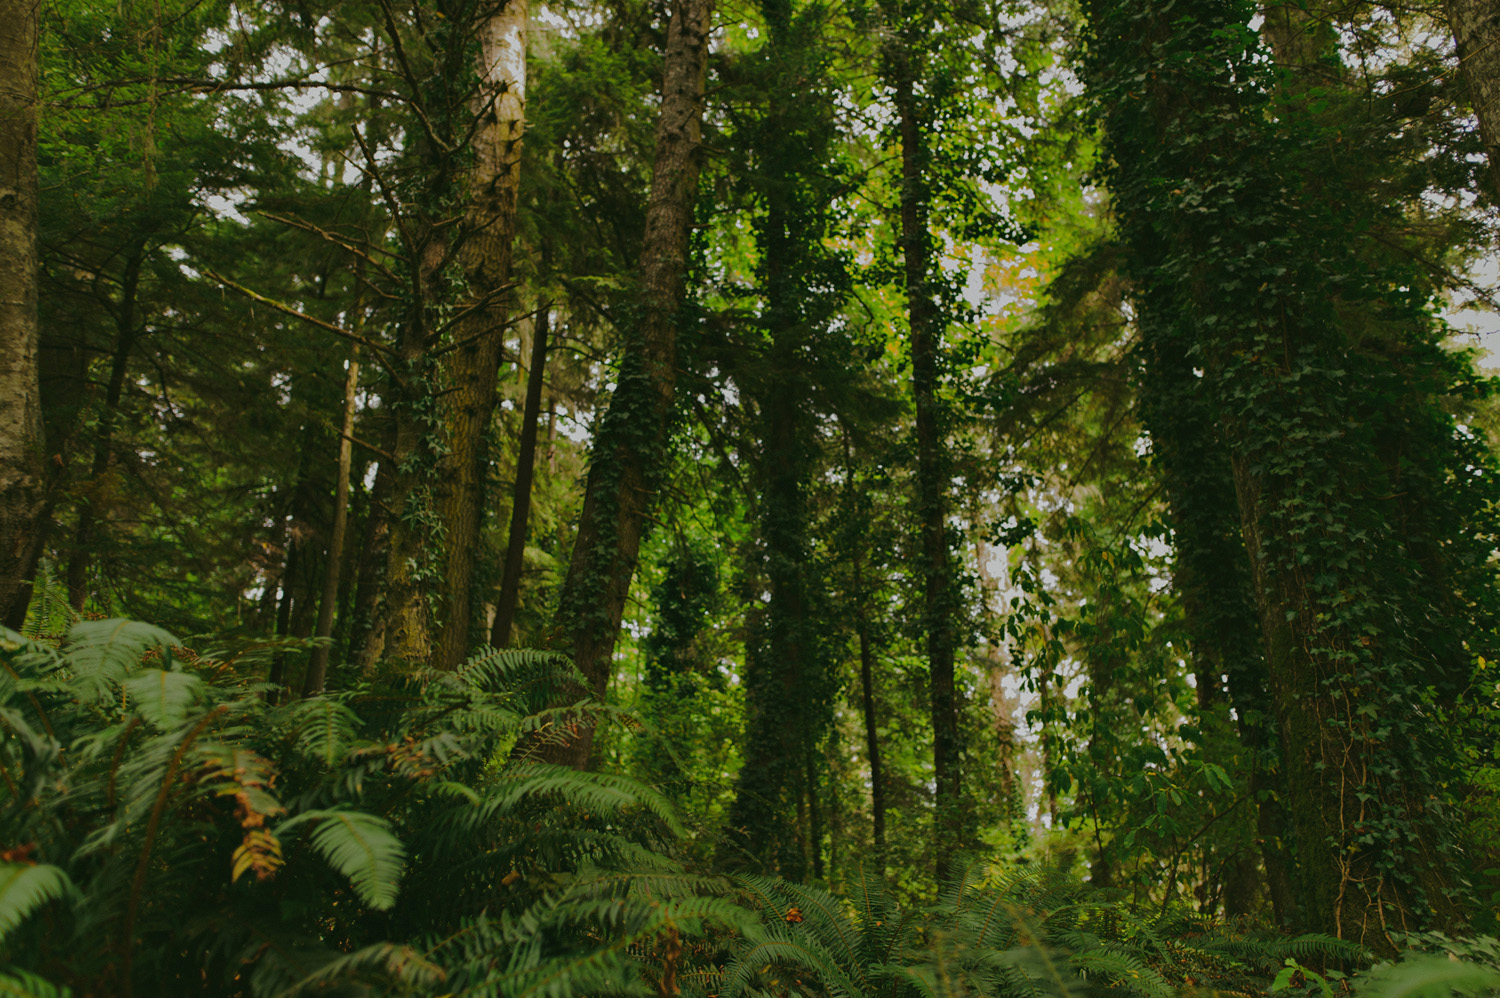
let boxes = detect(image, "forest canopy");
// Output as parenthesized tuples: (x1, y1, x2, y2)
(3, 0, 1500, 995)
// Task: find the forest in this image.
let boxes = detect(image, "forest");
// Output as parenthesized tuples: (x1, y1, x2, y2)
(3, 0, 1500, 994)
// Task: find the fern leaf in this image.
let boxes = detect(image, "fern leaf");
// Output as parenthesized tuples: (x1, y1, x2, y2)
(278, 810, 405, 910)
(122, 669, 203, 730)
(271, 942, 445, 998)
(0, 968, 69, 998)
(288, 697, 360, 767)
(0, 864, 75, 943)
(63, 619, 177, 703)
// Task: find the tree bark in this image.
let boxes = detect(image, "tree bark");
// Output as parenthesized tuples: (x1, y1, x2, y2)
(1086, 0, 1467, 949)
(543, 0, 712, 768)
(1445, 0, 1500, 197)
(303, 350, 361, 696)
(0, 0, 44, 626)
(490, 303, 549, 648)
(430, 0, 529, 670)
(855, 551, 887, 861)
(348, 414, 394, 670)
(894, 63, 963, 871)
(973, 537, 1020, 823)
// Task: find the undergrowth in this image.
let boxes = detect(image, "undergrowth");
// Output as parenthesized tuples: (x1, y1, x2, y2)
(2, 619, 1498, 998)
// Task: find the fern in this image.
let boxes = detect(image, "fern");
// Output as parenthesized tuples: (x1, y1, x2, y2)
(286, 695, 361, 767)
(121, 668, 204, 730)
(0, 864, 74, 942)
(278, 809, 406, 910)
(0, 969, 69, 998)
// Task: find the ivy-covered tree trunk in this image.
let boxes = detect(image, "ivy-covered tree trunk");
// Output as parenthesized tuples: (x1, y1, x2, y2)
(546, 0, 712, 767)
(1445, 0, 1500, 196)
(1085, 0, 1476, 948)
(723, 0, 843, 875)
(0, 0, 44, 626)
(729, 323, 818, 874)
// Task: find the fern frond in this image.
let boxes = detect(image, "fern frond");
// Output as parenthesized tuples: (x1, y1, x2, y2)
(0, 968, 69, 998)
(63, 619, 177, 701)
(286, 696, 361, 768)
(0, 864, 75, 942)
(278, 809, 405, 910)
(271, 942, 447, 998)
(1069, 946, 1176, 998)
(122, 669, 204, 730)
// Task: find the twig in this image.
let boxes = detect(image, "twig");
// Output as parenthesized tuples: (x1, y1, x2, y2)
(256, 211, 402, 282)
(202, 269, 397, 366)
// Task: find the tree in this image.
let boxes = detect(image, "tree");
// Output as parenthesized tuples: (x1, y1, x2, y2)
(547, 0, 713, 767)
(1445, 0, 1500, 197)
(1083, 0, 1500, 946)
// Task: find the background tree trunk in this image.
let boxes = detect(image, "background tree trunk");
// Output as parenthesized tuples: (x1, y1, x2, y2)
(67, 244, 145, 611)
(0, 0, 45, 626)
(490, 303, 549, 648)
(895, 64, 963, 872)
(303, 350, 361, 696)
(1445, 0, 1500, 197)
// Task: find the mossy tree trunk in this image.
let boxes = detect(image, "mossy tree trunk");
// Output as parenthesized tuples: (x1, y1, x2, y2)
(545, 0, 712, 767)
(0, 0, 45, 626)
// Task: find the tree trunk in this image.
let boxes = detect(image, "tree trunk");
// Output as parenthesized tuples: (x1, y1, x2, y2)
(973, 537, 1020, 824)
(67, 245, 145, 611)
(543, 0, 712, 768)
(1445, 0, 1500, 197)
(855, 558, 887, 861)
(348, 414, 394, 670)
(269, 523, 298, 698)
(429, 0, 529, 670)
(303, 350, 361, 696)
(490, 303, 549, 648)
(0, 0, 44, 626)
(894, 64, 963, 870)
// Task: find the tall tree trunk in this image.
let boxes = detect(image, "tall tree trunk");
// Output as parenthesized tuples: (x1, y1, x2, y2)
(1445, 0, 1500, 197)
(490, 303, 549, 648)
(855, 555, 887, 862)
(430, 0, 529, 669)
(67, 244, 145, 611)
(0, 0, 44, 626)
(348, 414, 394, 669)
(973, 537, 1020, 823)
(544, 0, 712, 768)
(894, 62, 963, 870)
(269, 521, 298, 698)
(303, 350, 361, 696)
